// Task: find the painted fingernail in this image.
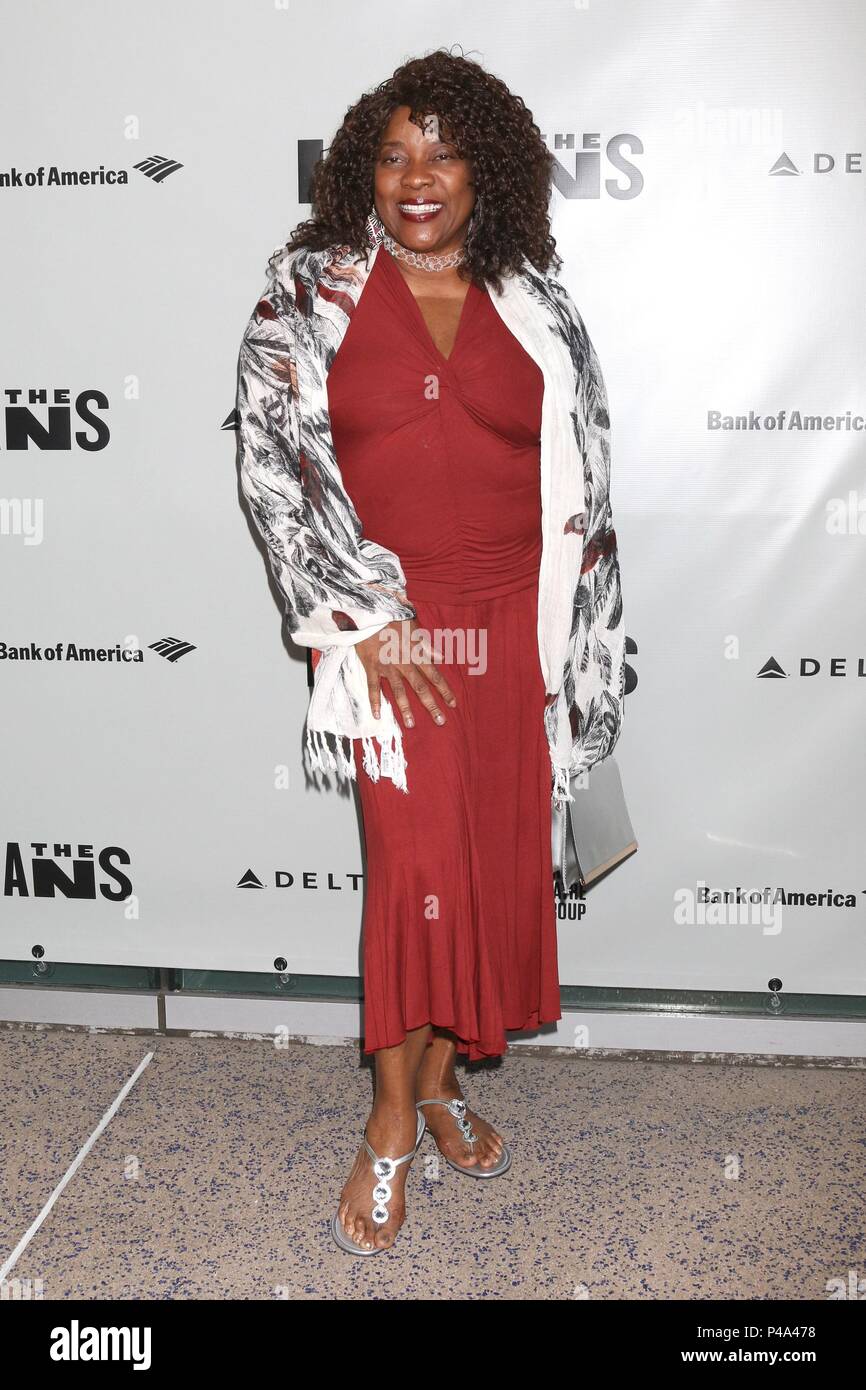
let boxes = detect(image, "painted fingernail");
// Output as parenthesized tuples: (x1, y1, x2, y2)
(406, 716, 414, 727)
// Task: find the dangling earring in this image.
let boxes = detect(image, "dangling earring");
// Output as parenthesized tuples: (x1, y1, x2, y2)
(465, 194, 481, 254)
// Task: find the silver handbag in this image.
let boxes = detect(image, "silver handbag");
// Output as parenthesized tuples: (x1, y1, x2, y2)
(552, 754, 638, 894)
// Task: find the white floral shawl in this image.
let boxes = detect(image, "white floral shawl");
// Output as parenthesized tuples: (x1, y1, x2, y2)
(236, 238, 625, 805)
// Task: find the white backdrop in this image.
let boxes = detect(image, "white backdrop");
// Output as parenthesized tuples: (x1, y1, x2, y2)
(2, 0, 865, 999)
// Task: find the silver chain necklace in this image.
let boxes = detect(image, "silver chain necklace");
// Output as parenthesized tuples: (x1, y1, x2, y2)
(380, 229, 466, 273)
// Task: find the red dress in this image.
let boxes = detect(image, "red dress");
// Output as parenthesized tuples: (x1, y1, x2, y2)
(326, 246, 561, 1061)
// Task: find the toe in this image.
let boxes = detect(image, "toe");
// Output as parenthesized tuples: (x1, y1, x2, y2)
(348, 1212, 363, 1240)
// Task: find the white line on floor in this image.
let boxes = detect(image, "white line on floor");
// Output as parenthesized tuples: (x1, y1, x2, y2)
(0, 1050, 154, 1285)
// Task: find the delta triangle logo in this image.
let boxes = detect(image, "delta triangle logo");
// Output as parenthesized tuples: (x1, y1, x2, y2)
(237, 869, 265, 889)
(769, 152, 800, 176)
(757, 656, 787, 678)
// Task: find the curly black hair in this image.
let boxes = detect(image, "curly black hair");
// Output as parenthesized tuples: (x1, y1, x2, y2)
(278, 46, 560, 292)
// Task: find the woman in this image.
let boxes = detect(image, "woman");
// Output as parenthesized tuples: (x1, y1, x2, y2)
(236, 49, 625, 1255)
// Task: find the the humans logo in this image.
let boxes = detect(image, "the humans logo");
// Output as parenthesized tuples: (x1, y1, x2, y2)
(543, 132, 643, 200)
(50, 1319, 151, 1369)
(2, 387, 109, 451)
(3, 841, 133, 901)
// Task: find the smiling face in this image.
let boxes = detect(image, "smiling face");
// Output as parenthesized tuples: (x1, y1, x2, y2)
(373, 105, 476, 256)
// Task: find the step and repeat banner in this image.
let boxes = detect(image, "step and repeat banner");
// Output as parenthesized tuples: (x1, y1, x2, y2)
(2, 0, 864, 998)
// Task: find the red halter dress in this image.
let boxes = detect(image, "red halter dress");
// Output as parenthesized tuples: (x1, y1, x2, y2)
(325, 246, 561, 1061)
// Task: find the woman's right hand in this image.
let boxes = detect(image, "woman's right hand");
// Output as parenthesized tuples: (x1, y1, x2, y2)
(355, 618, 457, 729)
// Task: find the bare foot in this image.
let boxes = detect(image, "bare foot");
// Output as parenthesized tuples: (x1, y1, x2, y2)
(336, 1106, 420, 1251)
(415, 1086, 505, 1172)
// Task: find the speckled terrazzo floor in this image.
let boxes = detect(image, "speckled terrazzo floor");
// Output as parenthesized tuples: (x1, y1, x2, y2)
(0, 1026, 863, 1300)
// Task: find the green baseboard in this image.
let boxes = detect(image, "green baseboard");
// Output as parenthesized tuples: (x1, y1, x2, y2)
(0, 961, 863, 1020)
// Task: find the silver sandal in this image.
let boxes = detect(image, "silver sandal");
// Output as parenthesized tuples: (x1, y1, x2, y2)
(415, 1097, 512, 1178)
(331, 1109, 426, 1255)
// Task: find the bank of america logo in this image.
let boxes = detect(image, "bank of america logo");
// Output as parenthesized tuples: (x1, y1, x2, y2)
(133, 153, 184, 183)
(148, 636, 197, 662)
